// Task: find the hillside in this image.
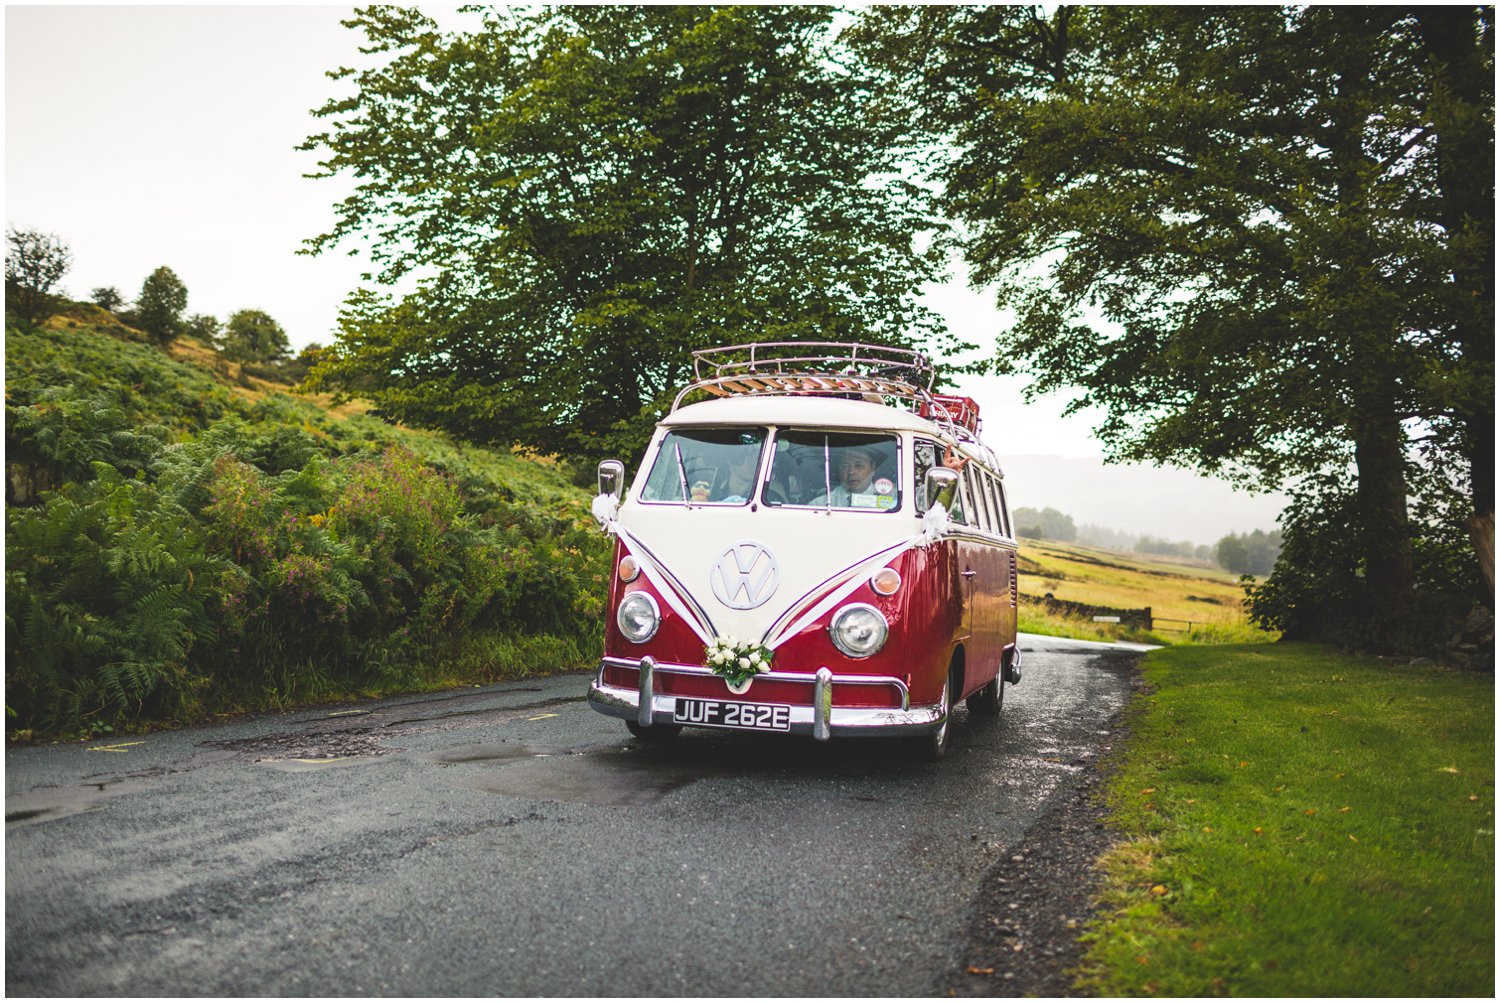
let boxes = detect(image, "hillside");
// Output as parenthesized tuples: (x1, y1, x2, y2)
(1017, 536, 1274, 644)
(6, 313, 610, 739)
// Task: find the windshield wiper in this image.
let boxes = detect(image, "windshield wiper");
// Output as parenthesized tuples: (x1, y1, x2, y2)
(823, 437, 832, 512)
(674, 442, 692, 508)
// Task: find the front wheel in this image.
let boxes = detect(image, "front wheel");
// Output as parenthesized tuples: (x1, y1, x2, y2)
(626, 720, 681, 741)
(914, 668, 955, 762)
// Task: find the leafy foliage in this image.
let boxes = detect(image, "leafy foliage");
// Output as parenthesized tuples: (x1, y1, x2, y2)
(851, 7, 1494, 635)
(91, 286, 125, 313)
(1247, 473, 1481, 652)
(184, 313, 221, 344)
(136, 265, 189, 345)
(1215, 529, 1283, 577)
(220, 308, 290, 362)
(301, 6, 964, 465)
(5, 319, 610, 737)
(5, 226, 72, 328)
(1012, 505, 1076, 542)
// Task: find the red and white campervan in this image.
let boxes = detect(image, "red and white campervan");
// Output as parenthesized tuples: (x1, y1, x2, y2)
(587, 343, 1020, 759)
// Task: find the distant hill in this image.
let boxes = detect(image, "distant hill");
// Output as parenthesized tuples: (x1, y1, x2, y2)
(996, 453, 1288, 546)
(1017, 536, 1273, 645)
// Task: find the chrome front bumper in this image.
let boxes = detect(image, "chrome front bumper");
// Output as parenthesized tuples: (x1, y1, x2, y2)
(587, 656, 945, 741)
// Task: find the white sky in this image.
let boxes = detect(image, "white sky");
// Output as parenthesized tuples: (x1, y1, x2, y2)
(4, 5, 1287, 540)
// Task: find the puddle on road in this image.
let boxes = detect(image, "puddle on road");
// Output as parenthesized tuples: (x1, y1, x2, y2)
(6, 779, 151, 829)
(441, 733, 938, 807)
(416, 743, 576, 765)
(459, 748, 707, 806)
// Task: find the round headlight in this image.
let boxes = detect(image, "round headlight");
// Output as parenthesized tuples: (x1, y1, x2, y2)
(829, 603, 889, 658)
(616, 592, 660, 643)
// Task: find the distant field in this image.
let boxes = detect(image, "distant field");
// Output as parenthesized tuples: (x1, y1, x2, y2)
(1017, 537, 1273, 645)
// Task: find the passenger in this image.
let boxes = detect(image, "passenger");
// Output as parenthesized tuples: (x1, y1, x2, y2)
(714, 449, 760, 503)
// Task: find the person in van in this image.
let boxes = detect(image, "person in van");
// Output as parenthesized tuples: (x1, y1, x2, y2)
(712, 447, 761, 504)
(812, 444, 890, 508)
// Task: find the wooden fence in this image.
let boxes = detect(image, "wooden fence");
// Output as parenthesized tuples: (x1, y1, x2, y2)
(1023, 592, 1155, 630)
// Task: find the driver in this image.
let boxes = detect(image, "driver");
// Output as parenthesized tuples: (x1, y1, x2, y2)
(813, 445, 887, 507)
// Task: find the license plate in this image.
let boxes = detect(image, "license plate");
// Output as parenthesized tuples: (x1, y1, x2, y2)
(673, 698, 792, 732)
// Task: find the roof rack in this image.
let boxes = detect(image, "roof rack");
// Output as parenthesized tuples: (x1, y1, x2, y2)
(671, 341, 998, 469)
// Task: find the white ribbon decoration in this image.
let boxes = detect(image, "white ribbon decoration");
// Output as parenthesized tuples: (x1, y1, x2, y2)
(916, 502, 951, 547)
(591, 492, 621, 534)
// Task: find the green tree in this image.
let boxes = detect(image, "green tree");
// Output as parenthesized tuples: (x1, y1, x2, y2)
(136, 266, 189, 346)
(91, 287, 125, 313)
(1012, 505, 1076, 542)
(5, 226, 72, 328)
(852, 7, 1494, 626)
(1216, 529, 1283, 576)
(184, 313, 221, 345)
(220, 309, 290, 363)
(302, 6, 962, 465)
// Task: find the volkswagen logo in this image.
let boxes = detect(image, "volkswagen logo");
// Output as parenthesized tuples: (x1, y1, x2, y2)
(710, 541, 780, 610)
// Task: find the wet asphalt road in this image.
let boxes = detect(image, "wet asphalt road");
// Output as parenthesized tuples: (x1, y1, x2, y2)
(5, 635, 1141, 997)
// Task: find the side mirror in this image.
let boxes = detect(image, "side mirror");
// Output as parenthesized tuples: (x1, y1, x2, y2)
(924, 465, 959, 512)
(597, 459, 625, 499)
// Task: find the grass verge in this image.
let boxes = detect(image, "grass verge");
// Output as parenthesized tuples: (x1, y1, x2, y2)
(1077, 643, 1494, 996)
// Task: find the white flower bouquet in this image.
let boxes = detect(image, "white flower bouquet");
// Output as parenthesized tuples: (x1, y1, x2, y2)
(705, 635, 773, 690)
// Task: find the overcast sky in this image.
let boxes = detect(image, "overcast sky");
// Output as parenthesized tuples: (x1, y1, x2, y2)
(5, 5, 1287, 540)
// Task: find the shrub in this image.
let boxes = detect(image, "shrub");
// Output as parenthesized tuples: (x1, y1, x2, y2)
(5, 322, 613, 736)
(6, 466, 225, 733)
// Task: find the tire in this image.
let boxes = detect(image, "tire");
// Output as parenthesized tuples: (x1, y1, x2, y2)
(914, 667, 956, 761)
(626, 720, 681, 741)
(966, 672, 1005, 716)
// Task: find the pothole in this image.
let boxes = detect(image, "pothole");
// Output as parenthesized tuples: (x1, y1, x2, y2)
(205, 730, 398, 763)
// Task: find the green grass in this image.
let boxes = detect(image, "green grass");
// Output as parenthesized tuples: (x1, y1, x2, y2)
(1078, 644, 1495, 996)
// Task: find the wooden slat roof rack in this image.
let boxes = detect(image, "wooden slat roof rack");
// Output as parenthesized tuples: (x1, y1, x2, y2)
(671, 341, 997, 467)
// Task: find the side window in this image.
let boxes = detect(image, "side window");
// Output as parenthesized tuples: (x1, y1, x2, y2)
(948, 464, 968, 525)
(985, 473, 1004, 537)
(996, 479, 1013, 537)
(977, 470, 998, 534)
(913, 439, 938, 511)
(969, 467, 993, 533)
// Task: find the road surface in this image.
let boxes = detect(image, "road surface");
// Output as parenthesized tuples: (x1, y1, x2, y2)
(6, 634, 1141, 996)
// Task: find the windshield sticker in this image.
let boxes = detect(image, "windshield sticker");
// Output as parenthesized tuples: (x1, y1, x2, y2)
(873, 477, 895, 495)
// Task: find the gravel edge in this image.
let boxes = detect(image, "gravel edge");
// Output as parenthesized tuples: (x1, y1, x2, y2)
(944, 661, 1145, 998)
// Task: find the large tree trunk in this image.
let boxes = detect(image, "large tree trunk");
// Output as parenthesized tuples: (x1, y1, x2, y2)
(1468, 513, 1496, 596)
(1417, 6, 1495, 601)
(1352, 391, 1415, 607)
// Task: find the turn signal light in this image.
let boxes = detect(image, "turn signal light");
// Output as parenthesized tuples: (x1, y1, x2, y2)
(618, 555, 641, 582)
(871, 567, 902, 596)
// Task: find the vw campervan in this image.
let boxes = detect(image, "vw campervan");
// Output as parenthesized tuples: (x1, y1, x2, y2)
(587, 343, 1020, 759)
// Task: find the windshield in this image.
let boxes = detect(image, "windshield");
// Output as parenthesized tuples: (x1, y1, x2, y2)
(639, 427, 767, 505)
(764, 430, 902, 513)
